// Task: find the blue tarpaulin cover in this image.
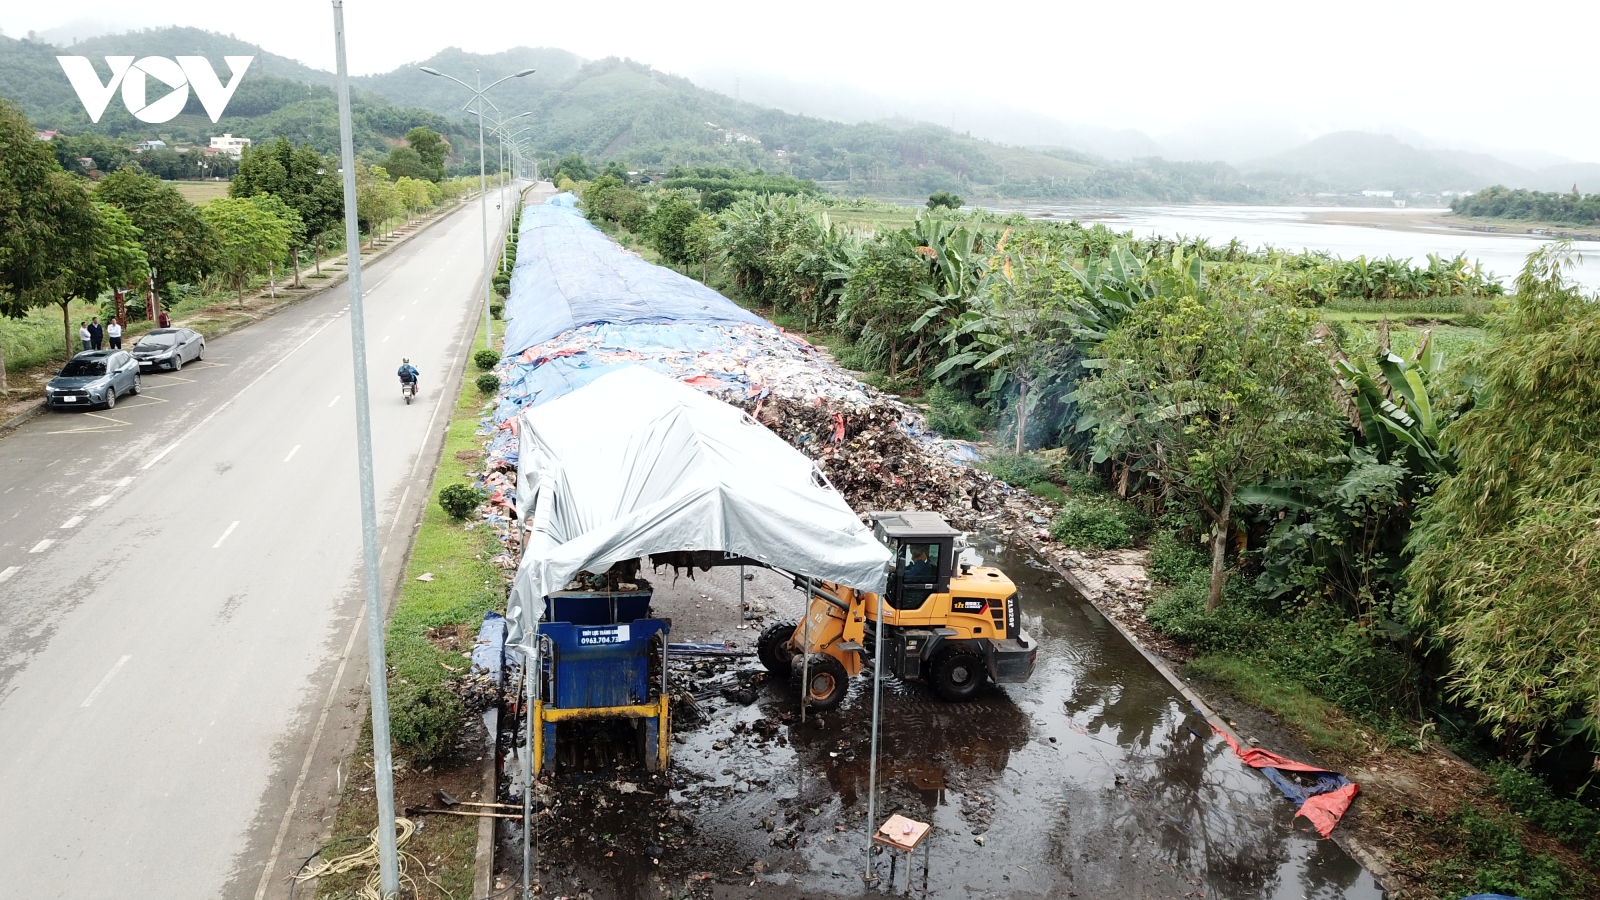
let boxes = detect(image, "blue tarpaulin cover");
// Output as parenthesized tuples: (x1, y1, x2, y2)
(501, 200, 767, 358)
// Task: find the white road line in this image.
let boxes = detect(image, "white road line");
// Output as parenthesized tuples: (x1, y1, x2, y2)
(60, 516, 83, 529)
(115, 476, 133, 488)
(328, 395, 340, 408)
(28, 539, 53, 553)
(284, 444, 302, 463)
(141, 314, 346, 471)
(0, 566, 19, 584)
(88, 494, 111, 508)
(212, 521, 240, 549)
(260, 251, 477, 897)
(382, 335, 390, 343)
(81, 655, 132, 707)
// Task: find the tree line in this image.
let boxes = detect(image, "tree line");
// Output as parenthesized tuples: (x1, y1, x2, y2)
(1, 99, 472, 376)
(570, 166, 1596, 790)
(1452, 184, 1600, 226)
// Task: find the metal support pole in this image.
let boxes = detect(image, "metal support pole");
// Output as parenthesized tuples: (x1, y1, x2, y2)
(740, 564, 747, 621)
(522, 645, 535, 900)
(332, 3, 398, 895)
(476, 73, 492, 353)
(800, 580, 812, 724)
(865, 590, 885, 885)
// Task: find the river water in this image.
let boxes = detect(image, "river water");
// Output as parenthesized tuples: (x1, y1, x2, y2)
(1008, 203, 1600, 293)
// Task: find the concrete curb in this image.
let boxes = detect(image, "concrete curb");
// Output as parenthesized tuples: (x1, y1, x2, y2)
(0, 196, 477, 443)
(1017, 534, 1395, 888)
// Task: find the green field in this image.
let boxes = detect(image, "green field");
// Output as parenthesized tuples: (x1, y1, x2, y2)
(167, 180, 230, 205)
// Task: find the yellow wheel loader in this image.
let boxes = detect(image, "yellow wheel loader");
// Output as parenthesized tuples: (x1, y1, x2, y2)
(757, 511, 1036, 710)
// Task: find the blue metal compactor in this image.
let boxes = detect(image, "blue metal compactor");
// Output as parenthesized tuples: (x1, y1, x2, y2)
(529, 582, 670, 775)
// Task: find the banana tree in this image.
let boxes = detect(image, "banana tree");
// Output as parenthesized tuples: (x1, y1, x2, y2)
(1334, 331, 1455, 477)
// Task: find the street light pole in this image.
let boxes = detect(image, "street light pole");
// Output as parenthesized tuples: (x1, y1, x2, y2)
(419, 64, 535, 354)
(332, 3, 399, 895)
(474, 71, 490, 353)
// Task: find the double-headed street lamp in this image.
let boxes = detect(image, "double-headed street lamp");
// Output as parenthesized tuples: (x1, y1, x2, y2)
(418, 65, 535, 352)
(478, 110, 536, 267)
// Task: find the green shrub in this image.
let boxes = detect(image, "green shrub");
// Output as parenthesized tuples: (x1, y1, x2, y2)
(388, 682, 464, 762)
(490, 300, 504, 319)
(1056, 467, 1104, 496)
(474, 372, 499, 395)
(438, 483, 485, 520)
(1144, 572, 1261, 653)
(1490, 763, 1600, 865)
(1049, 498, 1133, 549)
(1424, 807, 1582, 900)
(923, 384, 987, 440)
(982, 451, 1050, 487)
(472, 349, 499, 371)
(1147, 530, 1208, 583)
(1026, 481, 1068, 504)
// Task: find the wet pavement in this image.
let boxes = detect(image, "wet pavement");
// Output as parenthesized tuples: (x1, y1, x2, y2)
(500, 535, 1386, 899)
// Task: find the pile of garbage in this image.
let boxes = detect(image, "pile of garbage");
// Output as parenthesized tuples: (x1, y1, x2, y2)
(472, 193, 1148, 617)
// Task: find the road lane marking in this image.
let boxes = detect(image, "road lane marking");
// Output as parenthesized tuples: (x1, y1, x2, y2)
(212, 521, 240, 549)
(88, 495, 111, 508)
(142, 313, 346, 471)
(382, 335, 390, 343)
(259, 244, 478, 897)
(81, 655, 132, 707)
(116, 476, 133, 489)
(29, 540, 53, 553)
(60, 516, 83, 529)
(284, 444, 302, 463)
(328, 395, 340, 408)
(0, 566, 19, 583)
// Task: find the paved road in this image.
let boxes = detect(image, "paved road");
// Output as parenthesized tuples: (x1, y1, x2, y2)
(0, 186, 531, 899)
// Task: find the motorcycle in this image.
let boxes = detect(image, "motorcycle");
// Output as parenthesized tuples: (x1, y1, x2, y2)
(401, 378, 418, 404)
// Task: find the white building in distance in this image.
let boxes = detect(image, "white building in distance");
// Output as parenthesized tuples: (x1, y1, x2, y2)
(209, 134, 251, 159)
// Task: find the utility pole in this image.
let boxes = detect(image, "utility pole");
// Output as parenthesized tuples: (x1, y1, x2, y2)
(331, 2, 399, 895)
(419, 64, 535, 353)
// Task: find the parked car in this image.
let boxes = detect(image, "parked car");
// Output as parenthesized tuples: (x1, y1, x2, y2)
(131, 328, 205, 371)
(46, 350, 141, 410)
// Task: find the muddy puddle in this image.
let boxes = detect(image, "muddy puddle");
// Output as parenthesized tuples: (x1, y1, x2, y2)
(496, 536, 1386, 899)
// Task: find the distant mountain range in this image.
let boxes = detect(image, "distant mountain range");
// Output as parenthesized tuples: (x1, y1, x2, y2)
(3, 27, 1594, 201)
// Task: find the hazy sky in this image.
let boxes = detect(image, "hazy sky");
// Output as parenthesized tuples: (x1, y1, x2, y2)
(6, 0, 1598, 162)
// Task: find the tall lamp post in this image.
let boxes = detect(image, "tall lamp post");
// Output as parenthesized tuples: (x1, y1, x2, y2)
(418, 65, 534, 353)
(479, 113, 535, 271)
(332, 2, 400, 894)
(471, 99, 535, 266)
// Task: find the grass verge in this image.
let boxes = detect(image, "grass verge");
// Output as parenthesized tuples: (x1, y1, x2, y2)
(316, 319, 507, 899)
(1185, 653, 1364, 757)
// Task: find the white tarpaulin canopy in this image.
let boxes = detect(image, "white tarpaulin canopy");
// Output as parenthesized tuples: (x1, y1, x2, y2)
(506, 365, 891, 648)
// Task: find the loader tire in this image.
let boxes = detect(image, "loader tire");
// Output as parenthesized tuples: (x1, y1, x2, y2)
(931, 650, 985, 702)
(757, 621, 798, 677)
(793, 653, 849, 712)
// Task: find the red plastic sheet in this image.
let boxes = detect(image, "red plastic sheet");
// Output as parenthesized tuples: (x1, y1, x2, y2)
(1218, 730, 1359, 837)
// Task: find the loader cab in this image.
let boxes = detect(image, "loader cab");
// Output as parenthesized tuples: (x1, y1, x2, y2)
(869, 511, 958, 614)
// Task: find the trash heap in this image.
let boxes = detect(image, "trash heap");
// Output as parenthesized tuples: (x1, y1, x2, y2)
(472, 194, 1153, 630)
(478, 195, 1001, 531)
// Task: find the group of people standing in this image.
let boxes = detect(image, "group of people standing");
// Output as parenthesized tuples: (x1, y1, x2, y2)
(78, 310, 170, 353)
(78, 318, 120, 352)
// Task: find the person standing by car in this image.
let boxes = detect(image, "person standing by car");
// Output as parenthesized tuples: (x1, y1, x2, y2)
(79, 322, 91, 352)
(88, 318, 103, 351)
(158, 309, 170, 328)
(106, 320, 123, 349)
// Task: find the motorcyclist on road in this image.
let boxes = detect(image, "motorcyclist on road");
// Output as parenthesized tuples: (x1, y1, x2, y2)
(398, 358, 419, 394)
